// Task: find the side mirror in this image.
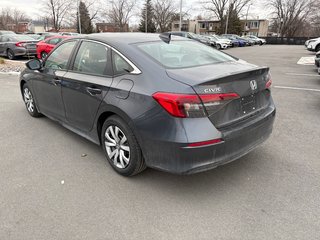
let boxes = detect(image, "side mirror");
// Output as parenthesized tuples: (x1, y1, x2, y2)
(26, 59, 42, 70)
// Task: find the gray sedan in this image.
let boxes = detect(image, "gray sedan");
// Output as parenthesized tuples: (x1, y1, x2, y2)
(19, 33, 276, 176)
(0, 34, 38, 59)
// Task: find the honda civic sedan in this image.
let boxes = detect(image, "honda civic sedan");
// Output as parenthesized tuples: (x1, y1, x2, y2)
(20, 33, 276, 176)
(0, 34, 38, 59)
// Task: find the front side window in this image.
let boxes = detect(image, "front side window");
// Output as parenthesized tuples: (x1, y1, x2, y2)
(45, 40, 77, 70)
(137, 40, 236, 69)
(73, 41, 110, 76)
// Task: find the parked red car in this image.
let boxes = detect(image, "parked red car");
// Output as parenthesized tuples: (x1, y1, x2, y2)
(36, 36, 70, 59)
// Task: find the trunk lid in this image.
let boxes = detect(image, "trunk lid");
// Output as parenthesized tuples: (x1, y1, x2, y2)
(166, 61, 272, 129)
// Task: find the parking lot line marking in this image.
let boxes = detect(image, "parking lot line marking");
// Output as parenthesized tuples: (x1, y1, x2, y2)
(285, 73, 320, 77)
(297, 57, 315, 65)
(274, 86, 320, 92)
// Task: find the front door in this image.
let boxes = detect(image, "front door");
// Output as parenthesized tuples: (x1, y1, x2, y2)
(32, 40, 78, 120)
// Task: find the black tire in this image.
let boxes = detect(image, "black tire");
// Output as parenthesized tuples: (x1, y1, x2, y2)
(7, 49, 15, 60)
(101, 115, 146, 176)
(216, 44, 221, 50)
(316, 44, 320, 52)
(22, 83, 42, 118)
(41, 51, 48, 59)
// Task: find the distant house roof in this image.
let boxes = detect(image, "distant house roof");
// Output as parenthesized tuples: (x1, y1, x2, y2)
(31, 20, 46, 26)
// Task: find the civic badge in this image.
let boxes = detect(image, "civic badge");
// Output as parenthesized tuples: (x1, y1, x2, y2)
(250, 80, 257, 91)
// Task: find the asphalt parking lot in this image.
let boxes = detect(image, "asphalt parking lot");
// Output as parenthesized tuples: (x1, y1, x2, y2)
(0, 45, 319, 240)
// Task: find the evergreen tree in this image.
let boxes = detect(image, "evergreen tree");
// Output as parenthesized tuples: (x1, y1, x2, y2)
(77, 1, 94, 34)
(221, 4, 242, 35)
(138, 0, 156, 33)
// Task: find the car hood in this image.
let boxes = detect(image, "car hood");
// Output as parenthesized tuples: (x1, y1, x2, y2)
(218, 40, 230, 44)
(166, 60, 258, 86)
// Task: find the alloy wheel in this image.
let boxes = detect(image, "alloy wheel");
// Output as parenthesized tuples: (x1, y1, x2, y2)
(104, 125, 130, 169)
(24, 88, 34, 113)
(7, 50, 14, 60)
(41, 52, 47, 59)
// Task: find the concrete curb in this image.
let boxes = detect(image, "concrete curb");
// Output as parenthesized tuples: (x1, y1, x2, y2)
(0, 71, 20, 75)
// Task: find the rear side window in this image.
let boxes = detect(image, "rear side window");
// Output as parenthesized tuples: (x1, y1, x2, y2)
(47, 38, 63, 45)
(45, 41, 77, 70)
(112, 51, 133, 75)
(72, 41, 111, 76)
(137, 40, 235, 69)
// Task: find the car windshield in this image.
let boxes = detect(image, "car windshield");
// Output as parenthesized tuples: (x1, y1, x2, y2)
(188, 32, 198, 38)
(10, 35, 34, 41)
(137, 40, 236, 69)
(216, 36, 228, 40)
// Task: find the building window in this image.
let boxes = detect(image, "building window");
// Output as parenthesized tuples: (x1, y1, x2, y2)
(250, 21, 259, 29)
(174, 24, 179, 29)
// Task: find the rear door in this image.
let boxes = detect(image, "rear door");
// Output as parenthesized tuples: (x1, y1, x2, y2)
(0, 36, 10, 56)
(62, 40, 113, 132)
(0, 36, 4, 55)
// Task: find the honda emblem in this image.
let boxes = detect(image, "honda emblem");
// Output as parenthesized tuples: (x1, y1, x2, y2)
(250, 80, 257, 91)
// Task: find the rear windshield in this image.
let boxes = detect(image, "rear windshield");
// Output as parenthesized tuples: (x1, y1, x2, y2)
(137, 40, 235, 69)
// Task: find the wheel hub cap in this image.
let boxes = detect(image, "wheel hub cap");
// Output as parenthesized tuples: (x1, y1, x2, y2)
(24, 88, 34, 113)
(104, 125, 130, 169)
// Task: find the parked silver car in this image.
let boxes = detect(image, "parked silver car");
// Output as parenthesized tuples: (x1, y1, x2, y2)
(0, 30, 16, 35)
(0, 34, 38, 59)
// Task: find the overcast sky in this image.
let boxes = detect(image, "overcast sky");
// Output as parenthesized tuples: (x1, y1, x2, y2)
(2, 0, 272, 24)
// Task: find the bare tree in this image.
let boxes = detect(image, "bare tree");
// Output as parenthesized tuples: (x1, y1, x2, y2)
(153, 0, 177, 32)
(84, 0, 101, 21)
(12, 9, 29, 25)
(0, 7, 29, 30)
(267, 0, 317, 37)
(43, 0, 74, 31)
(105, 0, 136, 32)
(202, 0, 251, 32)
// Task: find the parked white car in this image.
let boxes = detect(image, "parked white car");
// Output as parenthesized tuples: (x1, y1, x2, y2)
(246, 35, 266, 45)
(305, 37, 320, 48)
(206, 35, 231, 50)
(306, 37, 320, 52)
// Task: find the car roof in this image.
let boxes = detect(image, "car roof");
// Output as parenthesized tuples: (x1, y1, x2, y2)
(74, 33, 190, 48)
(45, 35, 71, 40)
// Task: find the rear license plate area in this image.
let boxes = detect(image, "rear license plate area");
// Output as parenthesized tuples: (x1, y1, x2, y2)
(241, 94, 256, 114)
(26, 44, 36, 49)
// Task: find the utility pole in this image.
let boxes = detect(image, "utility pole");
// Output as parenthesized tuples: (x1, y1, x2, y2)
(244, 4, 252, 34)
(145, 3, 147, 33)
(179, 0, 182, 31)
(225, 0, 231, 34)
(78, 0, 82, 34)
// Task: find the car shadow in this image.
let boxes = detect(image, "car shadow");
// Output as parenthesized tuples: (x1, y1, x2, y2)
(33, 112, 273, 198)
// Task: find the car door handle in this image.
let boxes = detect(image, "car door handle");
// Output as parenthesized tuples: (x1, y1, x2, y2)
(86, 87, 102, 96)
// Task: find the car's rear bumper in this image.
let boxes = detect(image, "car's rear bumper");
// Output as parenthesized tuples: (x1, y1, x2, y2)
(307, 46, 316, 52)
(142, 106, 276, 174)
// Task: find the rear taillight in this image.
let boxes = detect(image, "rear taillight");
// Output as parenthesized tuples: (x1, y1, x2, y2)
(266, 79, 272, 89)
(152, 92, 205, 118)
(15, 42, 25, 47)
(152, 92, 239, 118)
(265, 73, 272, 89)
